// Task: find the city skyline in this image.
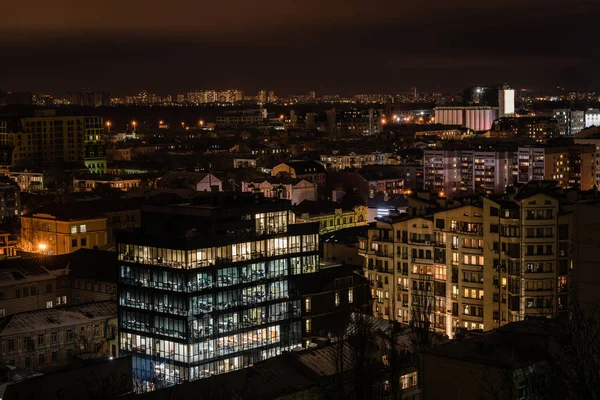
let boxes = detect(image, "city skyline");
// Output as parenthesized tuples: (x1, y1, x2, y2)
(1, 0, 598, 95)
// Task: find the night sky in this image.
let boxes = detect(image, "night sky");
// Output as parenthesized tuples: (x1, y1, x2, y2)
(1, 0, 597, 95)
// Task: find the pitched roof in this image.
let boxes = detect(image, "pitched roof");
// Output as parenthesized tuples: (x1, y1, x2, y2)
(26, 197, 145, 220)
(0, 301, 116, 337)
(281, 160, 325, 175)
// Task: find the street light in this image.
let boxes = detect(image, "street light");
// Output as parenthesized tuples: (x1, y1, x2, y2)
(132, 120, 137, 132)
(105, 121, 111, 133)
(38, 243, 47, 253)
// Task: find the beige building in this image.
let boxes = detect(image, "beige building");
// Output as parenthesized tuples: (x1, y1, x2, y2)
(20, 213, 108, 255)
(359, 183, 571, 337)
(0, 249, 118, 317)
(0, 301, 117, 372)
(19, 198, 142, 254)
(0, 114, 85, 167)
(295, 199, 368, 234)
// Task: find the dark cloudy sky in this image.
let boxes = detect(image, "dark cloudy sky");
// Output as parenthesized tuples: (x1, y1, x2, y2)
(0, 0, 597, 95)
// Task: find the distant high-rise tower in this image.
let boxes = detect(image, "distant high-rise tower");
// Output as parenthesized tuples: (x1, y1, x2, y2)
(498, 84, 515, 118)
(268, 90, 276, 103)
(258, 90, 267, 105)
(411, 87, 417, 100)
(308, 90, 316, 100)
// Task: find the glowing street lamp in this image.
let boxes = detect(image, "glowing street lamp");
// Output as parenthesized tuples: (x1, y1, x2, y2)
(38, 243, 47, 253)
(132, 120, 137, 132)
(105, 121, 112, 133)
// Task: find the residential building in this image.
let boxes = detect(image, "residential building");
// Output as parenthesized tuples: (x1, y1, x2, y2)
(0, 177, 20, 218)
(0, 301, 117, 372)
(117, 192, 319, 389)
(574, 126, 600, 188)
(6, 168, 45, 192)
(215, 112, 263, 128)
(518, 145, 596, 190)
(158, 171, 222, 192)
(298, 266, 371, 346)
(73, 174, 144, 192)
(68, 91, 111, 107)
(423, 149, 515, 197)
(0, 249, 117, 317)
(414, 127, 473, 141)
(0, 112, 86, 167)
(325, 108, 383, 137)
(20, 198, 143, 254)
(553, 109, 585, 136)
(83, 116, 107, 174)
(241, 177, 317, 205)
(490, 117, 560, 142)
(483, 186, 571, 326)
(295, 198, 368, 234)
(272, 161, 326, 187)
(0, 301, 118, 372)
(421, 319, 553, 400)
(359, 182, 571, 337)
(319, 151, 387, 170)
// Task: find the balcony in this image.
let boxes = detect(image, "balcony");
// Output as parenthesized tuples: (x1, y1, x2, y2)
(374, 250, 393, 258)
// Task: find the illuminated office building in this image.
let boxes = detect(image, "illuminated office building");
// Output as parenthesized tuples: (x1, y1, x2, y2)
(117, 193, 319, 391)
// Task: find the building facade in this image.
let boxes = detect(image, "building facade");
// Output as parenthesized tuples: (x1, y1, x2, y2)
(0, 114, 86, 167)
(0, 301, 117, 372)
(423, 149, 515, 197)
(433, 107, 498, 131)
(117, 193, 319, 390)
(359, 185, 571, 337)
(84, 116, 107, 175)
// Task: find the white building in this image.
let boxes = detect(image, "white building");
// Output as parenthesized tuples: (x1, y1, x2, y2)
(498, 88, 515, 118)
(241, 178, 317, 205)
(585, 109, 600, 128)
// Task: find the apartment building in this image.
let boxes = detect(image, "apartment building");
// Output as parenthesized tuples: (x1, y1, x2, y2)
(518, 145, 596, 190)
(359, 183, 571, 337)
(0, 113, 86, 167)
(0, 301, 117, 372)
(423, 149, 515, 197)
(319, 151, 387, 170)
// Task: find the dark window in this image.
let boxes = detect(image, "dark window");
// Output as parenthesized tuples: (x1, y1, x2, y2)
(435, 219, 445, 229)
(490, 224, 499, 233)
(46, 284, 52, 293)
(490, 206, 499, 217)
(72, 239, 77, 247)
(81, 238, 87, 247)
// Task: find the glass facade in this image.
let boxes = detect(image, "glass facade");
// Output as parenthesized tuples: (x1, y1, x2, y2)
(118, 207, 318, 392)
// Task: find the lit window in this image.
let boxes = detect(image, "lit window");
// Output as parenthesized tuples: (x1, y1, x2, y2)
(46, 301, 53, 308)
(335, 291, 340, 307)
(305, 318, 312, 333)
(80, 225, 87, 233)
(71, 226, 77, 234)
(305, 297, 311, 312)
(348, 289, 354, 304)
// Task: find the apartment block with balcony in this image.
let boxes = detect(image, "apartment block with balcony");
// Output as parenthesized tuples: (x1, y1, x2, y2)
(359, 216, 438, 330)
(483, 188, 570, 329)
(360, 182, 572, 338)
(424, 149, 516, 198)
